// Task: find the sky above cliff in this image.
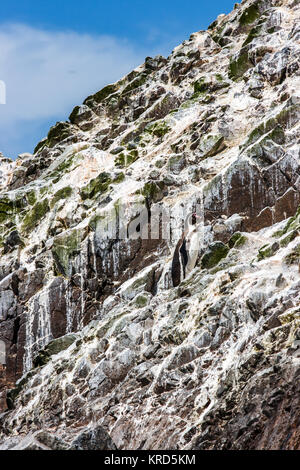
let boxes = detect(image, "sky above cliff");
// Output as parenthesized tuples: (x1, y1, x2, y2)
(0, 0, 236, 158)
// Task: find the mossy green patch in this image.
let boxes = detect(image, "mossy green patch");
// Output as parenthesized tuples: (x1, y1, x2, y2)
(88, 214, 106, 232)
(84, 84, 119, 106)
(280, 229, 299, 248)
(180, 92, 213, 110)
(122, 71, 150, 95)
(115, 150, 139, 168)
(26, 190, 37, 206)
(50, 186, 73, 208)
(284, 244, 300, 266)
(69, 106, 81, 123)
(276, 103, 299, 129)
(80, 172, 112, 200)
(141, 181, 164, 202)
(229, 232, 247, 248)
(239, 3, 260, 26)
(33, 334, 77, 368)
(199, 134, 226, 158)
(34, 138, 48, 154)
(155, 158, 166, 169)
(0, 196, 25, 224)
(134, 294, 149, 308)
(194, 76, 229, 93)
(257, 242, 279, 261)
(52, 229, 81, 276)
(21, 199, 49, 234)
(35, 122, 73, 152)
(243, 120, 284, 151)
(201, 242, 230, 269)
(145, 120, 171, 138)
(229, 49, 252, 81)
(242, 24, 263, 46)
(48, 153, 78, 179)
(273, 206, 300, 238)
(194, 77, 209, 93)
(113, 172, 125, 184)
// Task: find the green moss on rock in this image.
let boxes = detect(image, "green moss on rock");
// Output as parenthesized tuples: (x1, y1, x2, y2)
(201, 242, 230, 269)
(239, 2, 260, 26)
(242, 23, 263, 46)
(229, 49, 253, 81)
(242, 120, 285, 151)
(52, 230, 81, 276)
(122, 71, 151, 94)
(273, 206, 300, 238)
(194, 76, 229, 93)
(80, 172, 112, 200)
(257, 242, 279, 261)
(140, 181, 165, 203)
(134, 294, 149, 308)
(84, 84, 119, 106)
(21, 199, 49, 234)
(49, 153, 78, 180)
(26, 190, 37, 206)
(284, 244, 300, 266)
(280, 229, 299, 248)
(0, 196, 24, 224)
(113, 172, 125, 184)
(115, 150, 139, 168)
(33, 334, 77, 368)
(50, 186, 73, 208)
(194, 77, 209, 93)
(145, 120, 171, 138)
(34, 122, 73, 153)
(69, 106, 81, 123)
(229, 232, 247, 248)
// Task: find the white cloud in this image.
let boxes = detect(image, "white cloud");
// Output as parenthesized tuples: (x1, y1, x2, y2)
(0, 23, 149, 157)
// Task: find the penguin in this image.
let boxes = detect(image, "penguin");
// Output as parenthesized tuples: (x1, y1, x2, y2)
(171, 212, 201, 287)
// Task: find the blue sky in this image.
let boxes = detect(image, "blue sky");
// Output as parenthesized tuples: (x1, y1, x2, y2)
(0, 0, 236, 158)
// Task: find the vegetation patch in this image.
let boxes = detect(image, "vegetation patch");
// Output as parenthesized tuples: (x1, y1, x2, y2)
(140, 181, 165, 203)
(257, 242, 279, 261)
(80, 173, 112, 200)
(52, 229, 81, 276)
(273, 206, 300, 238)
(33, 334, 78, 368)
(284, 244, 300, 266)
(239, 2, 260, 26)
(242, 23, 263, 46)
(122, 71, 151, 95)
(198, 134, 226, 159)
(145, 120, 171, 138)
(26, 190, 37, 206)
(229, 232, 247, 248)
(115, 150, 139, 168)
(0, 195, 25, 224)
(34, 122, 73, 153)
(21, 199, 49, 234)
(50, 186, 73, 208)
(84, 84, 119, 106)
(229, 49, 253, 81)
(48, 153, 78, 180)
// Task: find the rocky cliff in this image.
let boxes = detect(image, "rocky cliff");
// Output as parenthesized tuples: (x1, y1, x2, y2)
(0, 0, 299, 450)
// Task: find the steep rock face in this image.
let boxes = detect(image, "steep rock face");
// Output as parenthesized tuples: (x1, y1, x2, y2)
(0, 0, 299, 450)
